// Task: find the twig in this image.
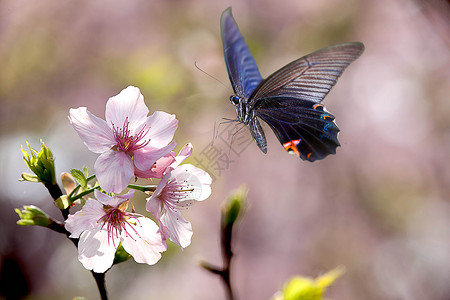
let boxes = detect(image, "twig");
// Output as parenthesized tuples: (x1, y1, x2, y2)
(201, 214, 236, 300)
(44, 182, 108, 300)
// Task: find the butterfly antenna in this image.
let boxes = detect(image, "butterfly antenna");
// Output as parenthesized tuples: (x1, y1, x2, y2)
(193, 61, 236, 142)
(194, 61, 231, 91)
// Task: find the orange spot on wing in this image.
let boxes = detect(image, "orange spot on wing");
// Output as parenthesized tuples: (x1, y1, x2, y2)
(307, 152, 312, 160)
(313, 104, 324, 111)
(283, 139, 301, 157)
(321, 114, 334, 121)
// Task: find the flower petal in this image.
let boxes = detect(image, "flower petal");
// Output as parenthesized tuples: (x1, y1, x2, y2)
(147, 111, 178, 148)
(94, 189, 134, 207)
(69, 107, 115, 153)
(94, 150, 134, 193)
(105, 86, 149, 132)
(169, 143, 193, 170)
(170, 164, 212, 202)
(78, 226, 118, 273)
(161, 208, 193, 249)
(145, 193, 163, 220)
(120, 217, 166, 265)
(134, 152, 176, 179)
(134, 140, 176, 172)
(65, 199, 104, 238)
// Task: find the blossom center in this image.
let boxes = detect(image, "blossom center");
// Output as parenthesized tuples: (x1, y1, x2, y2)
(98, 205, 140, 245)
(112, 117, 150, 153)
(160, 179, 195, 211)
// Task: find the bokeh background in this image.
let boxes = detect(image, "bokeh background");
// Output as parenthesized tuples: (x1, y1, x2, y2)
(0, 0, 449, 299)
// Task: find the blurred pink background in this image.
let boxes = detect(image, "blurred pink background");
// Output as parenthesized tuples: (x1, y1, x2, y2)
(0, 0, 449, 299)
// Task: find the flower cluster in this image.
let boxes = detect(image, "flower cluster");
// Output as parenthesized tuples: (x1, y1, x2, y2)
(65, 86, 212, 273)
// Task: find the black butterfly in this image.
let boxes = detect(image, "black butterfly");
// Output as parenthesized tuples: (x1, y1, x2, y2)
(221, 7, 364, 162)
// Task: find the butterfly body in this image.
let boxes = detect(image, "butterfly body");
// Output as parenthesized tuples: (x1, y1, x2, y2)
(221, 7, 364, 162)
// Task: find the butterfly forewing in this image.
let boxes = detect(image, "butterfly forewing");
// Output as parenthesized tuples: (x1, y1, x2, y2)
(221, 8, 263, 98)
(250, 43, 364, 103)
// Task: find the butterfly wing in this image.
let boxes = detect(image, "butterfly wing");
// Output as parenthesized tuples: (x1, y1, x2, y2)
(221, 7, 263, 98)
(250, 43, 364, 161)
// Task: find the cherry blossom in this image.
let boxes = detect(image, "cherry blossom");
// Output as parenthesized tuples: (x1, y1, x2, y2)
(65, 190, 166, 273)
(69, 86, 178, 193)
(146, 144, 212, 248)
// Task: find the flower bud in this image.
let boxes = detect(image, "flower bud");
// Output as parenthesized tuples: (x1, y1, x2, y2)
(20, 140, 56, 186)
(61, 172, 77, 195)
(221, 185, 247, 230)
(271, 266, 345, 300)
(15, 205, 51, 227)
(55, 195, 71, 210)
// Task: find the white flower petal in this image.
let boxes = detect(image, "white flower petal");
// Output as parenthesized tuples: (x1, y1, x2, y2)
(105, 86, 149, 132)
(78, 226, 118, 273)
(147, 111, 178, 148)
(69, 107, 115, 153)
(94, 189, 134, 207)
(94, 150, 134, 194)
(65, 200, 104, 238)
(161, 209, 193, 249)
(121, 217, 166, 265)
(170, 164, 212, 202)
(145, 194, 163, 220)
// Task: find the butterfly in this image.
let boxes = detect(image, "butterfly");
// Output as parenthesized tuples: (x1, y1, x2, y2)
(221, 7, 364, 162)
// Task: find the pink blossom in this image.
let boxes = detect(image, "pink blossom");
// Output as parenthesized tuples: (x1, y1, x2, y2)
(69, 86, 178, 193)
(65, 190, 166, 273)
(146, 145, 211, 248)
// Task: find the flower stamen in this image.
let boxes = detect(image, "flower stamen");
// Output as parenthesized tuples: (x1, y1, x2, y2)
(112, 117, 151, 153)
(97, 205, 143, 246)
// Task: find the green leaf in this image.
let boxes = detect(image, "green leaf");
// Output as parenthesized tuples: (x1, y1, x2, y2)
(113, 243, 131, 265)
(20, 172, 40, 182)
(83, 166, 89, 177)
(71, 169, 87, 190)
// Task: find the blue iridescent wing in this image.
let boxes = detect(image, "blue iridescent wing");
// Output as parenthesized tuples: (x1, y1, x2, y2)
(251, 43, 364, 161)
(221, 7, 263, 98)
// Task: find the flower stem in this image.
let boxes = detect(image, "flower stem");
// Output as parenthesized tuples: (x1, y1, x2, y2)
(201, 186, 246, 300)
(127, 184, 157, 193)
(92, 271, 108, 300)
(200, 218, 235, 300)
(69, 186, 100, 203)
(221, 221, 235, 300)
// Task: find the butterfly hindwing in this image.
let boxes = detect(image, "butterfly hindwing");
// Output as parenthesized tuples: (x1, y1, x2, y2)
(221, 7, 263, 98)
(256, 98, 340, 161)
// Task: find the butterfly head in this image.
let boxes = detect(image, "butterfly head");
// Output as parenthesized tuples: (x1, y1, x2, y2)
(229, 95, 248, 124)
(230, 95, 240, 105)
